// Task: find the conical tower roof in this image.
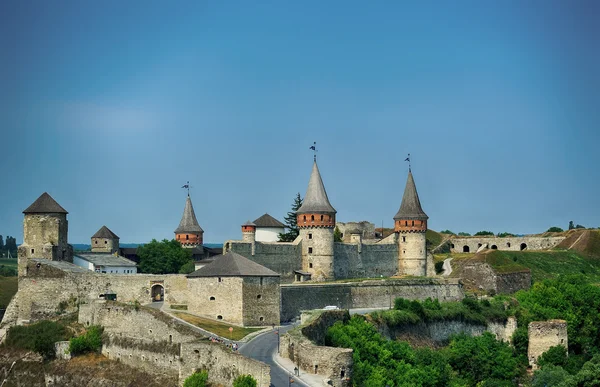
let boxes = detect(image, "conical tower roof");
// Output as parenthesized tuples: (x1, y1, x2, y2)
(23, 192, 68, 214)
(297, 161, 336, 214)
(394, 171, 428, 220)
(174, 195, 204, 234)
(92, 225, 119, 239)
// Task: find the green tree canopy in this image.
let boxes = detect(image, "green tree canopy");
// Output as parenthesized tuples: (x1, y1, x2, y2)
(458, 232, 471, 236)
(439, 230, 455, 235)
(547, 227, 564, 233)
(334, 226, 343, 242)
(475, 231, 495, 236)
(233, 375, 257, 387)
(183, 370, 208, 387)
(137, 239, 192, 274)
(278, 193, 303, 242)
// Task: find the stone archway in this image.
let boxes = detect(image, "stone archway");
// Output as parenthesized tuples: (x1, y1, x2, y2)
(491, 245, 498, 250)
(520, 243, 527, 251)
(463, 245, 470, 253)
(151, 284, 164, 302)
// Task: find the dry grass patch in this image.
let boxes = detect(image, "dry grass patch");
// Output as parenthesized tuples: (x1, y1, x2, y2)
(172, 312, 262, 340)
(0, 276, 18, 308)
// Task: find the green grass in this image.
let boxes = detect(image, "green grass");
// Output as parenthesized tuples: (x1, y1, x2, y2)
(172, 312, 263, 340)
(426, 229, 443, 249)
(485, 250, 600, 283)
(0, 259, 18, 269)
(170, 304, 188, 310)
(0, 276, 18, 308)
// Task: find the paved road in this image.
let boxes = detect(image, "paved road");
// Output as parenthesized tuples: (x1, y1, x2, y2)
(443, 258, 453, 276)
(239, 325, 300, 387)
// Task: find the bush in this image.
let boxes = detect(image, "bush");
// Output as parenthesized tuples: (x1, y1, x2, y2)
(233, 374, 257, 387)
(440, 230, 455, 235)
(179, 261, 196, 274)
(4, 320, 69, 360)
(546, 227, 564, 233)
(475, 231, 494, 236)
(394, 297, 411, 310)
(497, 232, 515, 238)
(69, 325, 103, 356)
(532, 364, 569, 387)
(434, 261, 444, 274)
(461, 297, 481, 312)
(183, 370, 208, 387)
(458, 232, 471, 236)
(0, 265, 17, 276)
(537, 345, 568, 368)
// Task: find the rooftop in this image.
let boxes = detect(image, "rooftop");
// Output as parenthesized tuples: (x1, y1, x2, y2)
(174, 195, 204, 234)
(23, 192, 68, 214)
(253, 213, 285, 228)
(187, 251, 280, 278)
(91, 225, 119, 239)
(75, 253, 137, 267)
(394, 171, 428, 220)
(297, 161, 336, 214)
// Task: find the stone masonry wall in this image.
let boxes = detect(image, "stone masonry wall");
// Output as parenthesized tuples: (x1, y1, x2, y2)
(242, 276, 280, 326)
(450, 236, 565, 253)
(528, 320, 568, 369)
(227, 240, 302, 283)
(456, 260, 531, 294)
(334, 243, 398, 279)
(280, 311, 352, 387)
(280, 279, 463, 321)
(186, 277, 244, 325)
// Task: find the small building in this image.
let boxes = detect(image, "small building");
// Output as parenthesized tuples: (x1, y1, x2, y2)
(73, 252, 137, 274)
(252, 213, 286, 242)
(175, 194, 204, 247)
(91, 225, 120, 254)
(186, 251, 280, 326)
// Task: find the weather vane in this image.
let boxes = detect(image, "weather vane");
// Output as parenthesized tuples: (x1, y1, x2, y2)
(309, 141, 317, 161)
(181, 181, 191, 196)
(405, 153, 411, 171)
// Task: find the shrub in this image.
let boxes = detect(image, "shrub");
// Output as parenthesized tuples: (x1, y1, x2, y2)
(458, 232, 471, 236)
(497, 232, 515, 238)
(394, 297, 411, 310)
(461, 297, 481, 312)
(440, 230, 455, 235)
(546, 227, 564, 233)
(233, 374, 257, 387)
(537, 345, 568, 368)
(179, 260, 196, 274)
(4, 320, 69, 360)
(532, 364, 569, 387)
(434, 261, 444, 274)
(0, 265, 17, 276)
(69, 325, 103, 356)
(183, 370, 208, 387)
(474, 231, 494, 236)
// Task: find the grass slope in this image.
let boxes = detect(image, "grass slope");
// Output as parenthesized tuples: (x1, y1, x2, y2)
(0, 276, 18, 308)
(0, 259, 18, 269)
(172, 312, 262, 340)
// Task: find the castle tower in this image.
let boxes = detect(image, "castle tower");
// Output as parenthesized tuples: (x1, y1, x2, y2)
(91, 225, 120, 254)
(241, 221, 256, 255)
(18, 192, 73, 275)
(174, 194, 204, 247)
(297, 161, 336, 281)
(394, 170, 428, 276)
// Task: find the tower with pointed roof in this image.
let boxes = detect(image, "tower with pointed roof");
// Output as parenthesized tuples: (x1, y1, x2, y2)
(175, 194, 204, 247)
(91, 225, 120, 254)
(296, 160, 337, 281)
(18, 192, 73, 275)
(394, 169, 429, 276)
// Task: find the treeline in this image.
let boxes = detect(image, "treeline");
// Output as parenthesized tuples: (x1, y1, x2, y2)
(326, 275, 600, 386)
(440, 223, 598, 237)
(0, 235, 18, 258)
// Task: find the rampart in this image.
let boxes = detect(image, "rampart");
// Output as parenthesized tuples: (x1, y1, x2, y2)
(333, 243, 398, 279)
(280, 310, 353, 387)
(528, 320, 568, 369)
(280, 278, 463, 321)
(450, 236, 565, 253)
(226, 240, 302, 283)
(456, 260, 531, 294)
(80, 301, 271, 387)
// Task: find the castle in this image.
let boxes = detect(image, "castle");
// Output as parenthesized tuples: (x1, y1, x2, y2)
(226, 159, 434, 282)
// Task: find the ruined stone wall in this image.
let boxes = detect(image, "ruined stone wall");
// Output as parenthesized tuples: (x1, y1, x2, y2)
(528, 320, 568, 368)
(450, 236, 565, 253)
(456, 260, 531, 294)
(242, 276, 280, 326)
(335, 221, 376, 242)
(280, 279, 463, 321)
(226, 240, 302, 283)
(496, 271, 531, 294)
(280, 311, 352, 387)
(333, 243, 398, 279)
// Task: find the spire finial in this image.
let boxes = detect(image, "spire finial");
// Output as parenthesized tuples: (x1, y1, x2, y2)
(182, 181, 191, 196)
(404, 153, 411, 172)
(309, 142, 317, 162)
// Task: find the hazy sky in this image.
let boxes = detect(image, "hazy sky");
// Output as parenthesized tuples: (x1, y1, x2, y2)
(1, 1, 598, 244)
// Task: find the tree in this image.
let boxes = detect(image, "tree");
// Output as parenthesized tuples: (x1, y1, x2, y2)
(547, 227, 564, 233)
(575, 224, 585, 229)
(233, 375, 257, 387)
(440, 230, 455, 235)
(569, 221, 575, 230)
(183, 370, 208, 387)
(497, 232, 515, 238)
(0, 235, 4, 256)
(532, 365, 569, 387)
(137, 239, 192, 274)
(334, 226, 343, 242)
(458, 232, 471, 236)
(474, 231, 494, 236)
(179, 261, 196, 274)
(278, 193, 303, 242)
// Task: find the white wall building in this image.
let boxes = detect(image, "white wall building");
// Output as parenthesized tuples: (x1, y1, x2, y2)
(253, 213, 286, 242)
(73, 253, 137, 274)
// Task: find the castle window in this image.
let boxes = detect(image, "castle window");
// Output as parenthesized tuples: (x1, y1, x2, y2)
(507, 242, 511, 248)
(169, 335, 172, 343)
(257, 294, 262, 299)
(210, 296, 215, 301)
(320, 215, 323, 221)
(218, 277, 222, 282)
(402, 236, 406, 243)
(186, 235, 189, 240)
(308, 233, 312, 239)
(217, 315, 223, 320)
(259, 316, 264, 322)
(308, 247, 313, 254)
(303, 215, 306, 222)
(412, 220, 414, 226)
(95, 241, 98, 244)
(405, 221, 408, 226)
(105, 240, 108, 244)
(31, 248, 34, 254)
(260, 277, 263, 286)
(309, 263, 313, 268)
(311, 215, 314, 222)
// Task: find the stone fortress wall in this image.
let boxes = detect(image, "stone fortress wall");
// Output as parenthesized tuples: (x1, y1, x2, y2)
(280, 278, 463, 321)
(80, 301, 271, 387)
(528, 320, 568, 369)
(280, 310, 353, 387)
(450, 236, 565, 253)
(225, 240, 302, 283)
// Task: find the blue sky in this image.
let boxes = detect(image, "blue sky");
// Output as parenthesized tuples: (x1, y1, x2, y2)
(1, 1, 598, 244)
